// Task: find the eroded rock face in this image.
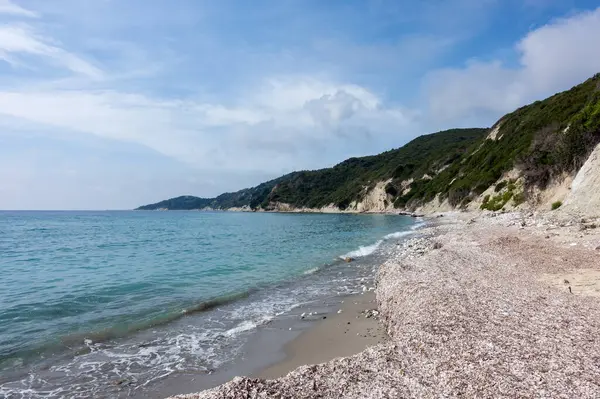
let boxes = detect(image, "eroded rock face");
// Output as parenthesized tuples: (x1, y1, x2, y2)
(564, 143, 600, 216)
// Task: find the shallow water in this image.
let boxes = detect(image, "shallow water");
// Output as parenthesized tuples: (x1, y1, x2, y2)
(0, 211, 416, 398)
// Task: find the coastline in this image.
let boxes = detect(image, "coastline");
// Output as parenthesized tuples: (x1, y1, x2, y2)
(169, 210, 600, 398)
(0, 212, 415, 399)
(255, 291, 385, 380)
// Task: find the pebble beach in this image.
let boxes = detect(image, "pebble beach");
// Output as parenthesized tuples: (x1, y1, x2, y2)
(170, 211, 600, 398)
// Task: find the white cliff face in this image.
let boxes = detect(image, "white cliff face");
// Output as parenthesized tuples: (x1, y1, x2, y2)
(253, 145, 600, 216)
(415, 194, 453, 214)
(564, 143, 600, 216)
(486, 122, 503, 141)
(350, 180, 394, 213)
(261, 181, 396, 213)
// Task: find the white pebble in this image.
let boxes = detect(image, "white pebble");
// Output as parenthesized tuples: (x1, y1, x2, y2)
(337, 309, 343, 314)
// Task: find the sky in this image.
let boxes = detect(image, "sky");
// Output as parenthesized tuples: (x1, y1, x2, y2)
(1, 0, 600, 210)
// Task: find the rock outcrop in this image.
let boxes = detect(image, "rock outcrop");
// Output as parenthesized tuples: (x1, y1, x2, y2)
(564, 143, 600, 216)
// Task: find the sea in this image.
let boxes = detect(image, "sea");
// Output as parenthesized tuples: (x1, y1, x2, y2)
(0, 211, 419, 398)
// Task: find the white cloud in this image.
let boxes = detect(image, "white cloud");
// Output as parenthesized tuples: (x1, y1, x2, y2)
(426, 7, 600, 122)
(518, 8, 600, 91)
(0, 0, 37, 17)
(0, 76, 416, 176)
(0, 24, 104, 78)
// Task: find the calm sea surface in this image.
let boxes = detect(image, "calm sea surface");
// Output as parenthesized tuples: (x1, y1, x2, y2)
(0, 211, 416, 398)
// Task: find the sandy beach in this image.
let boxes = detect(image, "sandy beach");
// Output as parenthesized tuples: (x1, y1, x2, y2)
(170, 210, 600, 398)
(256, 291, 386, 380)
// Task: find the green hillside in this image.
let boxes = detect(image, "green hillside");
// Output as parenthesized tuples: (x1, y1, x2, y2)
(394, 73, 600, 208)
(137, 128, 487, 210)
(138, 73, 600, 212)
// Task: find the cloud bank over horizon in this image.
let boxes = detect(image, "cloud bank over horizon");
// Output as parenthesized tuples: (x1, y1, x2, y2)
(1, 0, 599, 209)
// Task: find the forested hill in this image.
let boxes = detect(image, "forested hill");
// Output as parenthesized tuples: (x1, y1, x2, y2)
(138, 73, 600, 212)
(136, 128, 487, 210)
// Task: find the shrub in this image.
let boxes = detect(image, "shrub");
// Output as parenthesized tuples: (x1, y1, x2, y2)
(494, 181, 507, 192)
(384, 183, 398, 196)
(512, 191, 526, 206)
(551, 201, 563, 210)
(481, 191, 514, 211)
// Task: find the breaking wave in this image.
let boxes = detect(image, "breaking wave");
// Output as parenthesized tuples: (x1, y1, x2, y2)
(340, 230, 414, 259)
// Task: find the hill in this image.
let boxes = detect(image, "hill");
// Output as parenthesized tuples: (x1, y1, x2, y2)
(136, 128, 487, 211)
(138, 73, 600, 213)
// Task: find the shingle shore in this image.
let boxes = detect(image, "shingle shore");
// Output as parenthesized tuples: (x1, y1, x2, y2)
(170, 212, 600, 399)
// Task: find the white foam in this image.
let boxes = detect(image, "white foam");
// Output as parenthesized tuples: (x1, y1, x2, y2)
(411, 221, 427, 230)
(224, 320, 258, 337)
(303, 267, 320, 275)
(340, 229, 415, 260)
(383, 231, 412, 240)
(340, 240, 383, 259)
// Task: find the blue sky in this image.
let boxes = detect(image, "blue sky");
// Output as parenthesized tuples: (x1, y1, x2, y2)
(1, 0, 600, 209)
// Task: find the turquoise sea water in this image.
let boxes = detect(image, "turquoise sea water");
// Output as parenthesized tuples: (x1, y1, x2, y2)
(0, 211, 416, 398)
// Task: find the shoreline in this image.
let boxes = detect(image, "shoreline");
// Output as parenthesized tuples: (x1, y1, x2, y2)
(169, 210, 600, 398)
(136, 207, 425, 217)
(255, 291, 385, 380)
(147, 291, 387, 399)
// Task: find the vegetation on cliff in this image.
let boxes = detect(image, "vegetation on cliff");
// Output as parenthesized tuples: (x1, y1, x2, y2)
(137, 128, 486, 211)
(138, 74, 600, 212)
(390, 73, 600, 209)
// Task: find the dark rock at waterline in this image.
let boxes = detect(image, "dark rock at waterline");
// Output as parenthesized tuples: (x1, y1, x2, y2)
(398, 211, 423, 218)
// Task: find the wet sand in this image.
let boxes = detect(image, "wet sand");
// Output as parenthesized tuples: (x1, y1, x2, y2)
(147, 291, 385, 398)
(256, 291, 385, 379)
